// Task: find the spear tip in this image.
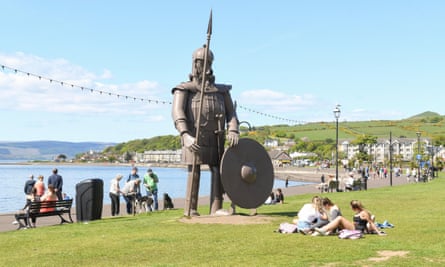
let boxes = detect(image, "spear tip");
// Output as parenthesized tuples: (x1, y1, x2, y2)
(207, 9, 213, 35)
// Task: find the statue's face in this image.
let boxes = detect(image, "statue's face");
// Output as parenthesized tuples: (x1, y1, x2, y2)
(194, 59, 211, 77)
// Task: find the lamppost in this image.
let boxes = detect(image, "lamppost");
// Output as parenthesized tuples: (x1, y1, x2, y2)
(333, 105, 341, 191)
(428, 144, 436, 178)
(416, 131, 421, 181)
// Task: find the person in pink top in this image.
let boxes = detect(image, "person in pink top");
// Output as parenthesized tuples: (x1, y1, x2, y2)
(34, 175, 46, 197)
(40, 184, 58, 213)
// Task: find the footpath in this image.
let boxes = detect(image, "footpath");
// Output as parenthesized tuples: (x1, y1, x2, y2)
(0, 167, 410, 232)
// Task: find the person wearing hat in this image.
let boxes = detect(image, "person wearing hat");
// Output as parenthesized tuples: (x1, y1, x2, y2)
(109, 174, 123, 216)
(143, 169, 159, 211)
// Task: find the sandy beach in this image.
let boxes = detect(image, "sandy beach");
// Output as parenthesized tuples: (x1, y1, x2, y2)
(0, 167, 410, 232)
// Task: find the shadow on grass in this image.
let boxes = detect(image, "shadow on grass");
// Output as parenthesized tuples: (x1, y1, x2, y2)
(259, 211, 298, 217)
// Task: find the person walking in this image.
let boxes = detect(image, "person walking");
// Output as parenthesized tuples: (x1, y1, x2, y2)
(143, 169, 159, 211)
(47, 168, 63, 200)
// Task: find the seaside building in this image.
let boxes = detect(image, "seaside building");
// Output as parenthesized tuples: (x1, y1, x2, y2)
(340, 137, 443, 164)
(141, 150, 182, 164)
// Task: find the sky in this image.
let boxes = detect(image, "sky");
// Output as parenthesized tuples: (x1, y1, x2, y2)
(0, 1, 444, 143)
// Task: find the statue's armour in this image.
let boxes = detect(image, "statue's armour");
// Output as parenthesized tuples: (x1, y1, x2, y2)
(172, 81, 237, 165)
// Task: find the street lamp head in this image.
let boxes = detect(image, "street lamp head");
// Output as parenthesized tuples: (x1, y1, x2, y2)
(416, 131, 421, 138)
(333, 105, 341, 119)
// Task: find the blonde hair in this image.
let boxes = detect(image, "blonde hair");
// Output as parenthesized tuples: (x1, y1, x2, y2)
(312, 196, 322, 211)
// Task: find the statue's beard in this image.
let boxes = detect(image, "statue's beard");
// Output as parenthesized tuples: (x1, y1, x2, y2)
(190, 67, 215, 85)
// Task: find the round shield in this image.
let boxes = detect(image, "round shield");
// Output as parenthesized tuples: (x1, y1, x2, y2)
(220, 138, 274, 209)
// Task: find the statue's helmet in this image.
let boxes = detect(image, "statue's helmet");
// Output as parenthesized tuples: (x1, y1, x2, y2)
(192, 46, 214, 63)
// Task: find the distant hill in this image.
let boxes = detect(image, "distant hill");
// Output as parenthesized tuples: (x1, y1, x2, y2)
(0, 141, 116, 160)
(2, 112, 443, 161)
(101, 111, 445, 155)
(406, 111, 442, 120)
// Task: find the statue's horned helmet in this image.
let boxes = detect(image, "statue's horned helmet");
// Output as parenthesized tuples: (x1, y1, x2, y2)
(192, 46, 214, 63)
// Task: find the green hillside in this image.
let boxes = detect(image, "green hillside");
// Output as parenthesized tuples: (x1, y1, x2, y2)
(105, 111, 445, 154)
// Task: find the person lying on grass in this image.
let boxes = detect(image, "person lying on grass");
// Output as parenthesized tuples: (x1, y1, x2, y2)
(314, 200, 386, 236)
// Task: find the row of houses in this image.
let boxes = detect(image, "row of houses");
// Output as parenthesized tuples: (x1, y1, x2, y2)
(341, 137, 444, 163)
(131, 137, 444, 167)
(266, 137, 445, 166)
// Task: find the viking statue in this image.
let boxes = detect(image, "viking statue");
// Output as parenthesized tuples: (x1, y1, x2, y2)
(171, 46, 240, 216)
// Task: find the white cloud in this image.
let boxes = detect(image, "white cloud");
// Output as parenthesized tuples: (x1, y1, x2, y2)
(239, 89, 316, 112)
(100, 69, 113, 79)
(0, 52, 166, 115)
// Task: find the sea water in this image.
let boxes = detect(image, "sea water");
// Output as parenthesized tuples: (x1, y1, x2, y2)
(0, 163, 308, 213)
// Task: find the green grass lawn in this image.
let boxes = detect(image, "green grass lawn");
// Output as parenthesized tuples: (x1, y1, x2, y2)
(1, 175, 445, 266)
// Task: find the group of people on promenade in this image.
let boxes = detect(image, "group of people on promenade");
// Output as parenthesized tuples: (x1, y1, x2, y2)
(14, 168, 69, 228)
(14, 166, 165, 228)
(290, 196, 386, 237)
(109, 166, 161, 216)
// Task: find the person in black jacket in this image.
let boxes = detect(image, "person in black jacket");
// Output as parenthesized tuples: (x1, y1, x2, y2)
(47, 168, 63, 200)
(24, 174, 36, 205)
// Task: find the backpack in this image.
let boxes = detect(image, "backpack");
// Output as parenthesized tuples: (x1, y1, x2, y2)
(277, 222, 298, 234)
(338, 229, 363, 239)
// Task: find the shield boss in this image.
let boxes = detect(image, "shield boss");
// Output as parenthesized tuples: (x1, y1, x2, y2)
(220, 138, 274, 209)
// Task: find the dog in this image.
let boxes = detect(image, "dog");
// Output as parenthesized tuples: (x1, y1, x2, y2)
(163, 193, 174, 210)
(135, 195, 154, 213)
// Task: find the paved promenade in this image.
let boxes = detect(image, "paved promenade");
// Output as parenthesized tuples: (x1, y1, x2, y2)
(0, 167, 410, 232)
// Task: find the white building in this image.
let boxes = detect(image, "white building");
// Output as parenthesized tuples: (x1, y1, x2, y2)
(340, 138, 442, 163)
(142, 150, 182, 163)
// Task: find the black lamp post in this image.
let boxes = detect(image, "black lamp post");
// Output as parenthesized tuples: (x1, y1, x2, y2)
(428, 144, 436, 178)
(432, 145, 436, 178)
(333, 105, 341, 191)
(416, 131, 421, 181)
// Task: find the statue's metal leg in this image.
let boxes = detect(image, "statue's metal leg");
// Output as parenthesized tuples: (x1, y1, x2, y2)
(229, 202, 236, 215)
(210, 165, 223, 214)
(184, 165, 201, 216)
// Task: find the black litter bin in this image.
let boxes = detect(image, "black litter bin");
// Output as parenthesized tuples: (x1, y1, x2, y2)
(76, 178, 103, 222)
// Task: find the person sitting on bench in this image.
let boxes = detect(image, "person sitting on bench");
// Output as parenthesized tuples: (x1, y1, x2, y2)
(13, 187, 40, 228)
(40, 184, 58, 212)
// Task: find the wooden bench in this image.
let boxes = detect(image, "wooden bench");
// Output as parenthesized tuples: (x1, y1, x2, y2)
(16, 199, 74, 229)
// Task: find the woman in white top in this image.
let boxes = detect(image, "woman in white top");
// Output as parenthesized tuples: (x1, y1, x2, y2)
(293, 196, 322, 234)
(109, 174, 123, 216)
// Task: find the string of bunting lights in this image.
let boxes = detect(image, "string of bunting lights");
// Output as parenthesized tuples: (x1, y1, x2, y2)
(1, 64, 302, 124)
(237, 104, 304, 124)
(1, 64, 171, 105)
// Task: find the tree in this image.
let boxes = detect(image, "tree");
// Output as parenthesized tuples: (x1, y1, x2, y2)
(352, 135, 377, 163)
(55, 154, 67, 162)
(123, 151, 132, 163)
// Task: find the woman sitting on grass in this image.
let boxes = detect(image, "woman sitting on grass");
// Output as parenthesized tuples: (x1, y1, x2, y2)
(292, 195, 322, 235)
(310, 197, 342, 235)
(315, 200, 386, 236)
